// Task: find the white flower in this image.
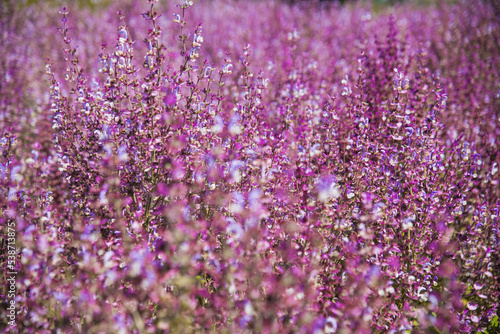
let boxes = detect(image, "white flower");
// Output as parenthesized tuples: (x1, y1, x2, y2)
(287, 29, 300, 41)
(417, 287, 428, 302)
(193, 32, 203, 47)
(492, 162, 498, 176)
(189, 47, 200, 62)
(325, 317, 338, 333)
(179, 0, 193, 8)
(222, 63, 233, 74)
(118, 28, 127, 42)
(203, 66, 213, 77)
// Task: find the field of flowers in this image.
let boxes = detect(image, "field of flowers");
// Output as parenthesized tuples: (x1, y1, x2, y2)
(1, 0, 499, 332)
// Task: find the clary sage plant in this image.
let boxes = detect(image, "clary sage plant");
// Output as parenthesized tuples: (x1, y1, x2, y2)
(0, 0, 498, 332)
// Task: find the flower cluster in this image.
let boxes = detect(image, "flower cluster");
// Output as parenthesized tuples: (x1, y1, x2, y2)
(0, 0, 499, 333)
